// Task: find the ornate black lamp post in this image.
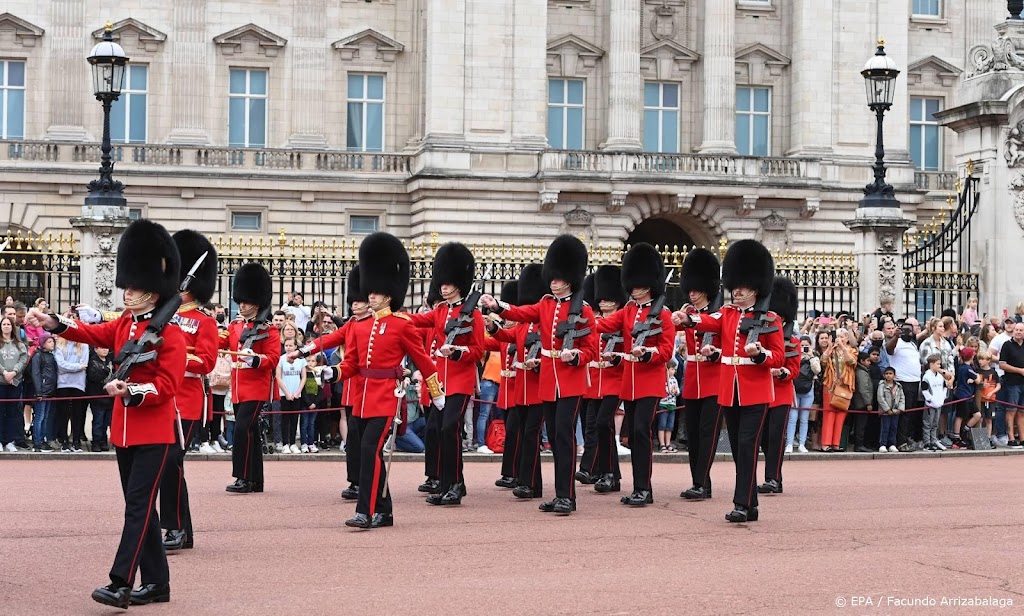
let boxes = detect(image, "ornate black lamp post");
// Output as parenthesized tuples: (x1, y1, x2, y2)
(85, 23, 129, 208)
(859, 40, 901, 209)
(1010, 1, 1023, 20)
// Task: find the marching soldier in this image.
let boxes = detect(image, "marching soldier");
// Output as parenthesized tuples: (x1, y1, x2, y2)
(222, 263, 281, 494)
(576, 272, 599, 485)
(28, 219, 185, 607)
(406, 242, 484, 506)
(486, 281, 521, 489)
(160, 230, 219, 552)
(596, 244, 676, 506)
(672, 239, 785, 523)
(679, 248, 724, 501)
(417, 282, 443, 495)
(577, 266, 626, 493)
(759, 276, 800, 495)
(481, 235, 598, 515)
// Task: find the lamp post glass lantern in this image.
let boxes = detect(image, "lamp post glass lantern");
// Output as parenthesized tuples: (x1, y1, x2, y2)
(85, 22, 130, 208)
(859, 40, 901, 209)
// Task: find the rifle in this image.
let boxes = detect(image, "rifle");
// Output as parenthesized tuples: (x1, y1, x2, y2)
(554, 291, 590, 352)
(443, 288, 481, 346)
(524, 329, 542, 365)
(630, 293, 667, 350)
(738, 294, 779, 348)
(238, 304, 272, 351)
(601, 333, 624, 357)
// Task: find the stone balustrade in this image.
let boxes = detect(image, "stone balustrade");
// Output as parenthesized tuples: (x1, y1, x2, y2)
(541, 150, 821, 181)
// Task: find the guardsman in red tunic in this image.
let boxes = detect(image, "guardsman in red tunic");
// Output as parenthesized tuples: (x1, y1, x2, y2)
(482, 235, 598, 516)
(759, 276, 800, 495)
(416, 282, 443, 495)
(335, 233, 445, 529)
(221, 263, 281, 494)
(596, 244, 676, 506)
(485, 281, 520, 489)
(577, 266, 626, 493)
(488, 264, 546, 499)
(29, 220, 185, 608)
(678, 248, 724, 501)
(405, 242, 484, 506)
(160, 230, 219, 552)
(672, 240, 785, 523)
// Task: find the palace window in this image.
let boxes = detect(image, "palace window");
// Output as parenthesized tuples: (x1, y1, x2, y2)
(349, 215, 379, 235)
(230, 211, 262, 232)
(228, 68, 268, 148)
(643, 82, 679, 153)
(547, 78, 585, 150)
(910, 97, 942, 171)
(111, 65, 148, 144)
(0, 60, 25, 140)
(347, 73, 385, 152)
(912, 0, 940, 17)
(735, 86, 771, 156)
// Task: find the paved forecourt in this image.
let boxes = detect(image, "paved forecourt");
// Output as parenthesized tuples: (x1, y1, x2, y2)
(0, 456, 1021, 615)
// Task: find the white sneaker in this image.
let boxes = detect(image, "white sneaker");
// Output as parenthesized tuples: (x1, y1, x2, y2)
(218, 435, 229, 449)
(616, 443, 630, 455)
(198, 443, 216, 454)
(879, 446, 887, 453)
(308, 444, 319, 453)
(934, 441, 946, 450)
(279, 445, 290, 454)
(888, 445, 898, 453)
(290, 444, 300, 454)
(798, 445, 809, 454)
(212, 442, 225, 453)
(5, 442, 16, 453)
(477, 445, 494, 454)
(784, 444, 793, 454)
(300, 444, 309, 453)
(275, 443, 285, 453)
(998, 435, 1009, 447)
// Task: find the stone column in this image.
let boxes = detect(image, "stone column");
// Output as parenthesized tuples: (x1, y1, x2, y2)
(422, 0, 467, 147)
(845, 210, 913, 314)
(167, 0, 210, 145)
(45, 0, 88, 141)
(511, 0, 548, 149)
(788, 0, 833, 156)
(699, 0, 737, 154)
(70, 213, 131, 312)
(288, 0, 328, 148)
(602, 0, 642, 151)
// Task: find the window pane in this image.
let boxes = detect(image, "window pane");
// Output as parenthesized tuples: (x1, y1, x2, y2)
(643, 110, 659, 151)
(229, 69, 246, 94)
(130, 65, 147, 90)
(347, 102, 364, 150)
(567, 80, 584, 105)
(110, 96, 126, 142)
(663, 84, 679, 108)
(735, 115, 750, 155)
(367, 75, 384, 100)
(754, 88, 770, 112)
(925, 98, 940, 119)
(248, 98, 266, 147)
(909, 98, 922, 122)
(566, 107, 583, 149)
(231, 212, 261, 231)
(128, 208, 142, 221)
(129, 94, 147, 143)
(348, 74, 364, 99)
(548, 79, 563, 104)
(547, 107, 564, 148)
(736, 87, 750, 112)
(366, 102, 383, 152)
(662, 111, 678, 153)
(228, 98, 246, 146)
(350, 215, 379, 234)
(753, 114, 769, 156)
(7, 61, 24, 87)
(909, 125, 922, 170)
(6, 89, 23, 139)
(644, 83, 659, 108)
(249, 70, 267, 95)
(924, 126, 939, 170)
(0, 62, 4, 85)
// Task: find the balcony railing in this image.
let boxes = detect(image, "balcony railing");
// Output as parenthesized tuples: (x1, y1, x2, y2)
(914, 171, 956, 192)
(1, 140, 411, 175)
(541, 150, 820, 181)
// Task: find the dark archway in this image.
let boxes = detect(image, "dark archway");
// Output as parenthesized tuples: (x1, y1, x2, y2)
(625, 217, 695, 249)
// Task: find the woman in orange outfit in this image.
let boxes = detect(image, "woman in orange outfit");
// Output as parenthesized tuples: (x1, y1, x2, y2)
(820, 328, 857, 452)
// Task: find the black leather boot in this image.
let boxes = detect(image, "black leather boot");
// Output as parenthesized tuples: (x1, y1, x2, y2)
(130, 582, 170, 605)
(624, 490, 654, 506)
(574, 470, 597, 484)
(725, 505, 759, 523)
(757, 479, 783, 494)
(371, 513, 394, 528)
(345, 513, 371, 529)
(594, 475, 621, 493)
(495, 476, 516, 488)
(341, 483, 359, 500)
(553, 497, 576, 515)
(681, 485, 712, 500)
(513, 485, 541, 499)
(418, 478, 440, 493)
(162, 529, 192, 551)
(91, 584, 131, 609)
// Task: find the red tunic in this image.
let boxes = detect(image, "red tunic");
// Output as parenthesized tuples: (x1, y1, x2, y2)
(772, 335, 801, 408)
(219, 318, 282, 405)
(681, 306, 722, 401)
(172, 303, 218, 421)
(499, 295, 598, 401)
(691, 305, 786, 407)
(406, 300, 485, 396)
(596, 301, 677, 401)
(587, 314, 625, 400)
(51, 311, 185, 448)
(484, 335, 517, 410)
(339, 308, 441, 419)
(303, 315, 370, 411)
(492, 323, 543, 407)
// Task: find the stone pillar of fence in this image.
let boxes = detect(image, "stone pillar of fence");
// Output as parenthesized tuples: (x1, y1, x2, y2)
(845, 210, 913, 316)
(70, 207, 131, 313)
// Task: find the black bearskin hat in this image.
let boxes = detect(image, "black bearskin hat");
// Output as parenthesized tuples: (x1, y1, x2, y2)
(500, 280, 518, 305)
(115, 219, 181, 302)
(346, 267, 367, 306)
(517, 263, 546, 305)
(768, 276, 798, 324)
(680, 248, 721, 300)
(621, 243, 665, 298)
(172, 229, 217, 304)
(542, 234, 588, 293)
(431, 242, 475, 297)
(721, 239, 774, 298)
(232, 262, 272, 309)
(358, 232, 410, 311)
(582, 273, 595, 306)
(594, 265, 627, 306)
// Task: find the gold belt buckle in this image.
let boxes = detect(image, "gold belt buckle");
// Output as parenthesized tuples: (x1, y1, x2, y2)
(696, 355, 706, 363)
(730, 356, 741, 366)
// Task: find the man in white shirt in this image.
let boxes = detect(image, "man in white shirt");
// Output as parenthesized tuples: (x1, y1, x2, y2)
(886, 319, 923, 451)
(988, 321, 1013, 445)
(282, 292, 311, 331)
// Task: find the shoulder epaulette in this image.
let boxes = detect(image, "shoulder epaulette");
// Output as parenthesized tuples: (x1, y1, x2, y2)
(102, 310, 124, 322)
(393, 312, 412, 321)
(218, 329, 230, 338)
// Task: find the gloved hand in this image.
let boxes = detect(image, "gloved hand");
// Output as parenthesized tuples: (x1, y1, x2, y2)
(433, 394, 446, 411)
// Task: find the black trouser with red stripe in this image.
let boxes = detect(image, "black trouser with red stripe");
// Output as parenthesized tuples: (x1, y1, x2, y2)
(423, 403, 441, 480)
(344, 408, 361, 485)
(518, 404, 544, 494)
(724, 402, 768, 509)
(543, 396, 583, 500)
(160, 418, 198, 536)
(111, 444, 170, 588)
(593, 396, 622, 479)
(232, 400, 264, 484)
(355, 415, 395, 516)
(684, 396, 721, 492)
(625, 397, 659, 492)
(578, 398, 600, 475)
(439, 393, 471, 493)
(760, 404, 789, 485)
(500, 405, 522, 478)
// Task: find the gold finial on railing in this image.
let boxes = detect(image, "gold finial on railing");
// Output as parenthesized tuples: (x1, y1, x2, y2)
(429, 232, 439, 256)
(278, 228, 287, 247)
(955, 176, 962, 193)
(105, 20, 113, 32)
(966, 159, 974, 176)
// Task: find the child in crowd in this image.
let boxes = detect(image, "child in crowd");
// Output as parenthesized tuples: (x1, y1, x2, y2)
(850, 351, 875, 453)
(975, 351, 1001, 449)
(299, 353, 325, 453)
(85, 347, 113, 452)
(876, 367, 904, 452)
(952, 347, 981, 448)
(657, 363, 680, 453)
(29, 333, 57, 452)
(275, 338, 306, 454)
(921, 354, 953, 451)
(961, 297, 980, 333)
(224, 393, 235, 450)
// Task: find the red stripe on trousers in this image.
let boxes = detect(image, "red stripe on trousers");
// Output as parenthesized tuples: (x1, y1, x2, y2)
(129, 444, 170, 582)
(367, 417, 393, 517)
(177, 421, 197, 528)
(746, 408, 768, 505)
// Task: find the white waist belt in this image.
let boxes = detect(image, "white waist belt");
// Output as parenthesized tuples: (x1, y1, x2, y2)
(720, 356, 757, 366)
(540, 349, 553, 358)
(185, 372, 204, 378)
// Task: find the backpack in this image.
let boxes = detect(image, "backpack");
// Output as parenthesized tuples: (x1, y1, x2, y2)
(484, 418, 505, 453)
(793, 356, 814, 395)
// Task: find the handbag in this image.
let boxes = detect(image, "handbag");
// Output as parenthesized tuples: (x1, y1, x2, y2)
(830, 383, 853, 411)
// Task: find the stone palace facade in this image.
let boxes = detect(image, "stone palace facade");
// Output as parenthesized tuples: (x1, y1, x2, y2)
(0, 0, 1010, 253)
